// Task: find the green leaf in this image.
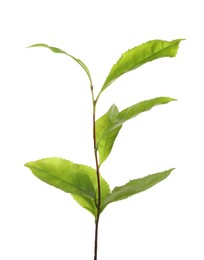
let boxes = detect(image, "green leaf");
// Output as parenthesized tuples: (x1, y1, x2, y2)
(72, 172, 110, 215)
(27, 43, 92, 84)
(25, 157, 110, 217)
(24, 158, 96, 198)
(71, 195, 97, 216)
(25, 158, 97, 215)
(96, 105, 122, 165)
(99, 39, 183, 96)
(96, 97, 176, 165)
(104, 168, 174, 206)
(117, 97, 176, 123)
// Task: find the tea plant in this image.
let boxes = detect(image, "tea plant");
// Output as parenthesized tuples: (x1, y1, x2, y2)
(25, 39, 183, 260)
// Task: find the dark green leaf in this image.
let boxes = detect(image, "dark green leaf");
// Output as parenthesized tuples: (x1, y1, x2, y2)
(27, 43, 92, 84)
(96, 97, 176, 165)
(104, 168, 174, 206)
(99, 39, 183, 96)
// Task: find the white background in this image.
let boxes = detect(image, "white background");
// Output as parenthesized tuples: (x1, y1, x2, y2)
(0, 0, 203, 259)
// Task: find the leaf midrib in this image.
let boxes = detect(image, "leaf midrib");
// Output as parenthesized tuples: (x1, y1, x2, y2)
(27, 165, 95, 198)
(103, 40, 180, 89)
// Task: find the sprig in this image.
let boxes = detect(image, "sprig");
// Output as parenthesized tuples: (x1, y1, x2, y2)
(25, 39, 183, 260)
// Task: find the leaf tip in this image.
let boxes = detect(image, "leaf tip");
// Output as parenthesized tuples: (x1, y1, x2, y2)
(24, 162, 32, 168)
(168, 168, 176, 175)
(179, 38, 186, 42)
(169, 97, 177, 102)
(26, 43, 48, 49)
(170, 38, 185, 56)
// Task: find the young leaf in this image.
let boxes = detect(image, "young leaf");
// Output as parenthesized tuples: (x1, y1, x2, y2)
(27, 43, 92, 84)
(117, 97, 176, 123)
(99, 39, 183, 96)
(96, 97, 176, 165)
(96, 105, 122, 165)
(103, 168, 174, 207)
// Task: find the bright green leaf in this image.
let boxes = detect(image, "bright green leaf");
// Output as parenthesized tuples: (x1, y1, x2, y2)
(25, 157, 110, 217)
(96, 97, 176, 165)
(104, 168, 174, 206)
(96, 105, 122, 165)
(24, 158, 96, 198)
(27, 43, 92, 84)
(25, 158, 97, 215)
(99, 39, 183, 96)
(71, 195, 97, 216)
(117, 97, 176, 123)
(89, 172, 111, 204)
(72, 171, 110, 215)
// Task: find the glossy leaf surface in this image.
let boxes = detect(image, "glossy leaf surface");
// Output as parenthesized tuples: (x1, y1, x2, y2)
(96, 97, 176, 165)
(99, 39, 183, 95)
(28, 43, 92, 84)
(104, 168, 174, 206)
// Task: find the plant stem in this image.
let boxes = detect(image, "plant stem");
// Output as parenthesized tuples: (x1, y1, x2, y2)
(94, 212, 100, 260)
(91, 84, 101, 260)
(93, 116, 101, 260)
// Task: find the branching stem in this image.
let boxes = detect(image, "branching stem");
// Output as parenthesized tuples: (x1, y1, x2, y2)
(91, 84, 101, 260)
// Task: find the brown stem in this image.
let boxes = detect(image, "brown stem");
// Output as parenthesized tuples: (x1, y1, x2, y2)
(91, 85, 101, 260)
(93, 111, 101, 211)
(94, 212, 100, 260)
